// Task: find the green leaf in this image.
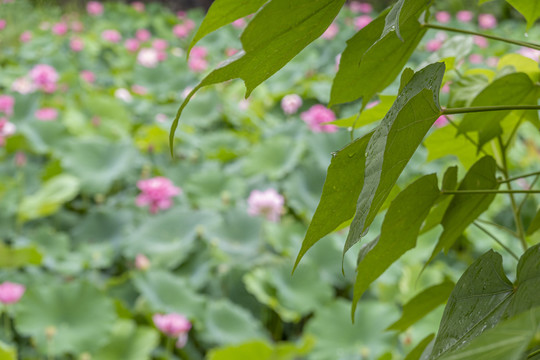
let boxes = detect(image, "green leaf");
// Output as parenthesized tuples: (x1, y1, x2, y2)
(330, 6, 427, 106)
(404, 334, 435, 360)
(170, 0, 345, 150)
(505, 0, 540, 30)
(344, 62, 445, 256)
(0, 341, 16, 360)
(420, 166, 458, 235)
(352, 174, 441, 316)
(426, 156, 497, 264)
(15, 281, 117, 356)
(0, 243, 42, 268)
(526, 207, 540, 235)
(497, 54, 540, 81)
(381, 0, 431, 41)
(328, 95, 396, 129)
(294, 132, 373, 270)
(458, 73, 538, 150)
(188, 0, 268, 54)
(207, 338, 313, 360)
(387, 280, 455, 332)
(18, 174, 80, 223)
(93, 320, 159, 360)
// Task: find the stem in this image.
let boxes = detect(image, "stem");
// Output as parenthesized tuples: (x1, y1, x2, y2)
(499, 171, 540, 184)
(498, 137, 528, 251)
(166, 337, 174, 360)
(442, 105, 540, 115)
(442, 189, 540, 194)
(528, 348, 540, 359)
(473, 222, 519, 260)
(422, 23, 540, 51)
(477, 219, 518, 238)
(3, 308, 11, 342)
(518, 174, 540, 214)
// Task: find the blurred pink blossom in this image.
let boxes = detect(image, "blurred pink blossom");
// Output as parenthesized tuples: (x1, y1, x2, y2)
(155, 113, 168, 123)
(153, 313, 191, 338)
(15, 151, 27, 167)
(300, 104, 338, 133)
(176, 333, 189, 349)
(35, 108, 58, 121)
(0, 282, 25, 305)
(190, 46, 208, 58)
(87, 1, 104, 16)
(232, 18, 246, 28)
(321, 22, 339, 39)
(281, 94, 302, 115)
(350, 2, 372, 13)
(157, 51, 167, 62)
(115, 88, 132, 103)
(137, 48, 159, 67)
(136, 28, 151, 42)
(177, 11, 187, 19)
(52, 22, 68, 36)
(184, 19, 196, 31)
(435, 11, 451, 24)
(0, 118, 16, 146)
(478, 14, 497, 29)
(136, 177, 181, 214)
(20, 31, 32, 42)
(152, 39, 168, 51)
(425, 39, 443, 52)
(456, 10, 473, 23)
(247, 189, 285, 222)
(125, 38, 140, 52)
(131, 84, 147, 95)
(71, 21, 84, 32)
(11, 77, 36, 94)
(173, 24, 190, 38)
(135, 254, 150, 270)
(487, 56, 499, 67)
(102, 29, 122, 43)
(434, 115, 448, 127)
(469, 54, 484, 64)
(29, 64, 59, 93)
(131, 2, 145, 12)
(335, 53, 341, 70)
(441, 82, 451, 93)
(80, 70, 95, 83)
(0, 20, 6, 31)
(0, 95, 15, 116)
(188, 57, 208, 72)
(70, 37, 84, 51)
(225, 48, 238, 57)
(354, 15, 372, 30)
(518, 47, 540, 62)
(473, 35, 488, 48)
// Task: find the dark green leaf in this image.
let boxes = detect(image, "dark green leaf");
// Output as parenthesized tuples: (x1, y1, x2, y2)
(526, 207, 540, 235)
(94, 320, 159, 360)
(344, 62, 445, 255)
(188, 0, 268, 54)
(171, 0, 345, 149)
(420, 166, 458, 235)
(352, 174, 440, 316)
(387, 280, 455, 332)
(505, 0, 540, 30)
(381, 0, 431, 41)
(294, 132, 373, 270)
(404, 334, 435, 360)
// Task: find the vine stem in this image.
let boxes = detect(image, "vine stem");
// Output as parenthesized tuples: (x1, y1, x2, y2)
(422, 23, 540, 51)
(473, 222, 519, 260)
(442, 189, 540, 194)
(442, 105, 540, 115)
(499, 171, 540, 184)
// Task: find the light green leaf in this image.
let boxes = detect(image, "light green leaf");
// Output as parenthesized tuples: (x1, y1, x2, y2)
(404, 334, 435, 360)
(426, 156, 497, 264)
(188, 0, 268, 54)
(458, 73, 538, 150)
(0, 341, 16, 360)
(497, 54, 540, 81)
(352, 174, 441, 316)
(170, 0, 345, 150)
(15, 281, 117, 356)
(328, 95, 396, 129)
(381, 0, 431, 41)
(344, 62, 445, 256)
(94, 320, 159, 360)
(505, 0, 540, 30)
(18, 174, 80, 223)
(387, 280, 455, 332)
(207, 338, 313, 360)
(420, 167, 458, 235)
(294, 132, 373, 270)
(0, 243, 42, 268)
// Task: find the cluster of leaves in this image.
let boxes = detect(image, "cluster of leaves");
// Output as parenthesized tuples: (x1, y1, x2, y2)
(173, 0, 540, 358)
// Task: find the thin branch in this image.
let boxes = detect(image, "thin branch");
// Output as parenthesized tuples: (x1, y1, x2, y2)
(474, 222, 519, 260)
(476, 218, 519, 238)
(442, 189, 540, 194)
(499, 171, 540, 184)
(518, 174, 540, 214)
(442, 105, 540, 116)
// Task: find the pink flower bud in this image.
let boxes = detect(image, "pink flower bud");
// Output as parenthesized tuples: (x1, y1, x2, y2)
(80, 70, 95, 84)
(478, 14, 497, 29)
(281, 94, 302, 115)
(87, 1, 104, 16)
(35, 108, 58, 121)
(247, 189, 285, 222)
(125, 38, 140, 52)
(102, 29, 122, 43)
(135, 254, 150, 270)
(52, 22, 68, 36)
(136, 28, 151, 42)
(153, 313, 191, 337)
(0, 282, 25, 305)
(435, 11, 451, 24)
(70, 37, 84, 52)
(131, 2, 145, 12)
(0, 95, 15, 116)
(20, 31, 32, 42)
(456, 10, 473, 23)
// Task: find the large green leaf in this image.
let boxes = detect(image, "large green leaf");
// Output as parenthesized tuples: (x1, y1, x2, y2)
(387, 280, 455, 332)
(188, 0, 268, 54)
(17, 174, 80, 223)
(15, 281, 117, 356)
(352, 174, 441, 316)
(170, 0, 345, 149)
(404, 334, 435, 360)
(505, 0, 540, 30)
(207, 338, 313, 360)
(329, 1, 428, 106)
(458, 73, 539, 150)
(0, 341, 16, 360)
(328, 95, 396, 129)
(344, 62, 445, 255)
(294, 132, 373, 270)
(426, 156, 497, 264)
(93, 320, 159, 360)
(0, 243, 42, 268)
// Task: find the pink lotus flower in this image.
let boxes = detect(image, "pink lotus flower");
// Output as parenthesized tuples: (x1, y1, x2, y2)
(52, 22, 68, 36)
(473, 35, 488, 48)
(157, 51, 167, 62)
(136, 28, 151, 42)
(232, 18, 246, 28)
(137, 48, 159, 68)
(434, 115, 448, 127)
(435, 11, 451, 24)
(281, 94, 302, 114)
(135, 254, 150, 270)
(425, 39, 443, 52)
(80, 70, 95, 83)
(188, 57, 208, 72)
(354, 15, 372, 30)
(0, 95, 15, 116)
(29, 64, 58, 93)
(0, 282, 25, 305)
(247, 189, 285, 222)
(0, 20, 6, 31)
(321, 22, 339, 39)
(0, 118, 16, 146)
(70, 37, 84, 52)
(469, 54, 484, 64)
(152, 39, 168, 51)
(173, 24, 190, 38)
(102, 29, 122, 43)
(300, 105, 338, 133)
(11, 77, 36, 94)
(20, 31, 32, 42)
(87, 1, 104, 16)
(350, 2, 372, 13)
(153, 313, 191, 346)
(132, 2, 145, 12)
(125, 38, 140, 52)
(478, 14, 497, 29)
(190, 46, 208, 58)
(183, 19, 196, 31)
(456, 10, 473, 23)
(136, 177, 181, 214)
(35, 108, 58, 121)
